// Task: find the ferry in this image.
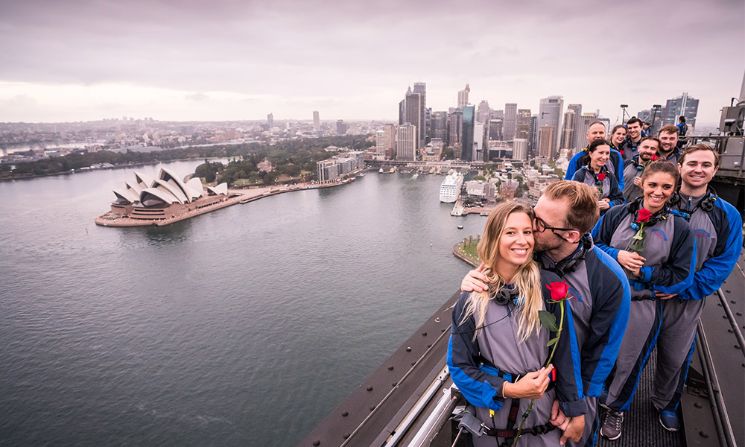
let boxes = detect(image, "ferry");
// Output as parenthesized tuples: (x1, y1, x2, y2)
(439, 171, 463, 203)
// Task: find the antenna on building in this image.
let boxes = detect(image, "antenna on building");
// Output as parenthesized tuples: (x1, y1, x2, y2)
(620, 104, 630, 124)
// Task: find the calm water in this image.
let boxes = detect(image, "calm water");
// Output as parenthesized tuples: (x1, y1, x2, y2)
(0, 163, 486, 446)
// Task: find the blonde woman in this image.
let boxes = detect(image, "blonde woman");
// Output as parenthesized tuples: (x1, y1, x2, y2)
(448, 202, 585, 446)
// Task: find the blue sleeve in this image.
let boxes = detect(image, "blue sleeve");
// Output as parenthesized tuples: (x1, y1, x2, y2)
(607, 175, 624, 207)
(543, 284, 586, 417)
(591, 207, 623, 261)
(611, 150, 625, 192)
(683, 200, 743, 300)
(583, 249, 631, 396)
(653, 217, 697, 294)
(447, 292, 505, 410)
(565, 152, 582, 180)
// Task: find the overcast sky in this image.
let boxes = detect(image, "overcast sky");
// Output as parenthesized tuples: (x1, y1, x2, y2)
(0, 0, 743, 125)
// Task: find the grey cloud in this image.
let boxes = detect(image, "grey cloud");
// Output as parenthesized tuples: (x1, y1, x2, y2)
(186, 92, 209, 102)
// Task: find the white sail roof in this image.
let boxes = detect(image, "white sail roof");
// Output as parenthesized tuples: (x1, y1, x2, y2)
(207, 183, 228, 196)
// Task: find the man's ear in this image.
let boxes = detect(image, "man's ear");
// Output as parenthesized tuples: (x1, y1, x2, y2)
(564, 230, 582, 244)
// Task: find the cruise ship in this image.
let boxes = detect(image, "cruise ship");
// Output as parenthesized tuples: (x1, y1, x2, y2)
(439, 171, 463, 203)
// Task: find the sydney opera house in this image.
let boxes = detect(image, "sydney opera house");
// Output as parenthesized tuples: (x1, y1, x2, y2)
(96, 168, 237, 227)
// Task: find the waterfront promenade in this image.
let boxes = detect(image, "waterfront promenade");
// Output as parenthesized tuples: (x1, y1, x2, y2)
(95, 174, 361, 227)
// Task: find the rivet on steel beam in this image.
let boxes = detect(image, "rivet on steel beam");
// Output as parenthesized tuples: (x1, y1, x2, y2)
(422, 332, 428, 336)
(342, 411, 348, 417)
(367, 386, 373, 391)
(392, 382, 397, 387)
(343, 433, 350, 439)
(313, 441, 320, 446)
(699, 431, 709, 438)
(370, 405, 375, 411)
(388, 366, 394, 371)
(694, 402, 702, 408)
(406, 346, 412, 352)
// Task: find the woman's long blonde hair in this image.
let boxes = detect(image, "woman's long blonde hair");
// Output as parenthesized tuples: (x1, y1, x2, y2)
(460, 201, 543, 342)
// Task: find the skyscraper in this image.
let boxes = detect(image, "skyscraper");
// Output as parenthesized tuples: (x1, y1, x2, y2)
(662, 92, 699, 127)
(376, 124, 396, 157)
(267, 113, 274, 128)
(560, 109, 576, 150)
(529, 115, 537, 157)
(516, 109, 531, 140)
(313, 111, 320, 131)
(538, 96, 564, 158)
(567, 104, 582, 148)
(336, 120, 348, 135)
(488, 118, 503, 140)
(400, 87, 424, 149)
(461, 105, 475, 161)
(458, 84, 470, 108)
(538, 126, 556, 158)
(448, 109, 462, 148)
(503, 103, 517, 140)
(474, 122, 486, 161)
(413, 82, 427, 144)
(431, 111, 448, 141)
(477, 100, 491, 123)
(396, 124, 416, 161)
(575, 112, 599, 151)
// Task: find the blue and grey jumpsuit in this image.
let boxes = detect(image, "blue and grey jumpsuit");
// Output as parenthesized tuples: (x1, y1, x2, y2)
(565, 149, 625, 192)
(538, 238, 631, 446)
(622, 156, 645, 203)
(571, 166, 624, 212)
(591, 202, 695, 412)
(448, 286, 585, 447)
(652, 192, 742, 412)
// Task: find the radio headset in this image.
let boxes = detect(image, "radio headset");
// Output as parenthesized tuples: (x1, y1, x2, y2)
(544, 235, 592, 277)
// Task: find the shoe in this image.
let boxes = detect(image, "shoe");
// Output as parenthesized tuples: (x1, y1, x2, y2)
(600, 409, 624, 440)
(659, 410, 680, 432)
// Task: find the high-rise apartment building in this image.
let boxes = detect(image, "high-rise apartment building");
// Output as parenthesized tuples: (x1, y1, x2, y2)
(662, 92, 699, 127)
(567, 104, 582, 148)
(396, 124, 417, 161)
(336, 119, 348, 135)
(313, 111, 320, 131)
(461, 105, 475, 161)
(267, 113, 274, 128)
(375, 124, 396, 157)
(537, 96, 564, 158)
(503, 103, 517, 140)
(458, 84, 470, 108)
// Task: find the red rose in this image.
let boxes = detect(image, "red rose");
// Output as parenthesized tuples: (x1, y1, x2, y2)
(597, 172, 606, 181)
(546, 281, 570, 301)
(637, 208, 652, 223)
(651, 154, 658, 161)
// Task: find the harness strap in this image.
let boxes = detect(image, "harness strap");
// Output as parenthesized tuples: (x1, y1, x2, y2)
(483, 422, 556, 439)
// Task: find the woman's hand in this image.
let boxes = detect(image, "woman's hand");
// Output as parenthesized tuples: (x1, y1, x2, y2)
(617, 250, 645, 273)
(502, 365, 553, 400)
(597, 200, 610, 211)
(460, 263, 489, 293)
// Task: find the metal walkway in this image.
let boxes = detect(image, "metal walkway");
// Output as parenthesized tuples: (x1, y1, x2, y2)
(298, 253, 745, 447)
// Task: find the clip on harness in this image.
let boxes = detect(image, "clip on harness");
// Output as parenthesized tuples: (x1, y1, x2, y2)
(457, 365, 557, 446)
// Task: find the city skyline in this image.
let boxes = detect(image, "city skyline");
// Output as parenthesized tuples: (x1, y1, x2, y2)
(0, 0, 742, 124)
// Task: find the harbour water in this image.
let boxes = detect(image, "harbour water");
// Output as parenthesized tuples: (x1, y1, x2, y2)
(0, 164, 486, 446)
